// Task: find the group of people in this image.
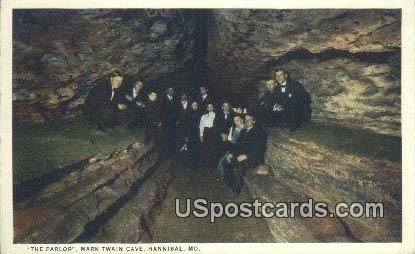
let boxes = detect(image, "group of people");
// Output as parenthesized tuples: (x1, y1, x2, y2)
(84, 68, 311, 195)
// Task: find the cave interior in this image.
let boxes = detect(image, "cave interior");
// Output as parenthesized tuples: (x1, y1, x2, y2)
(12, 9, 401, 243)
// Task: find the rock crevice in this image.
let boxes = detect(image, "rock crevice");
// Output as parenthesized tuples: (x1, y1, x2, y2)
(14, 141, 173, 243)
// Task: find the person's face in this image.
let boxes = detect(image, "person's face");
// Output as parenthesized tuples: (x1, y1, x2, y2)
(265, 80, 275, 91)
(245, 115, 255, 128)
(181, 95, 187, 102)
(191, 102, 198, 110)
(134, 82, 143, 91)
(275, 71, 287, 84)
(207, 104, 214, 112)
(168, 88, 174, 96)
(234, 116, 243, 127)
(111, 75, 123, 89)
(235, 107, 242, 114)
(149, 92, 157, 101)
(200, 87, 207, 95)
(222, 103, 230, 112)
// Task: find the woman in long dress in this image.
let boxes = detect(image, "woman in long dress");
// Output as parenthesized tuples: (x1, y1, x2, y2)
(199, 103, 218, 169)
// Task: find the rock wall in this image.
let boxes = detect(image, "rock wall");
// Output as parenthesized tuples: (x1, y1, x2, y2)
(13, 9, 200, 123)
(14, 141, 174, 243)
(245, 124, 401, 242)
(13, 9, 401, 136)
(206, 9, 401, 136)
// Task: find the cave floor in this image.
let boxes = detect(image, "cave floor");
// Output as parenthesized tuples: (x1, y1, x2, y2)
(12, 119, 401, 242)
(13, 119, 144, 185)
(150, 163, 275, 242)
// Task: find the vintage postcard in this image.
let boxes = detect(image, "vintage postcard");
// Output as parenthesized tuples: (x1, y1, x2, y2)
(1, 0, 414, 253)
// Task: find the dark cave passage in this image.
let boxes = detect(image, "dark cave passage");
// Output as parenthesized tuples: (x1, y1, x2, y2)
(12, 9, 401, 243)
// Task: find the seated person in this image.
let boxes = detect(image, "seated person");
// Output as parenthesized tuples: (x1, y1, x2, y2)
(125, 80, 147, 127)
(224, 113, 266, 195)
(268, 69, 312, 131)
(84, 71, 134, 131)
(216, 113, 245, 177)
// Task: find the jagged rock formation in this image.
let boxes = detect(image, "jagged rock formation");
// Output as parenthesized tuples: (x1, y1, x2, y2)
(13, 9, 401, 136)
(14, 141, 173, 243)
(206, 9, 400, 136)
(245, 124, 401, 242)
(13, 9, 201, 123)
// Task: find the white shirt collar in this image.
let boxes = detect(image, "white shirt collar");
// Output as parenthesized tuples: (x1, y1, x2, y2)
(202, 94, 207, 100)
(167, 94, 173, 101)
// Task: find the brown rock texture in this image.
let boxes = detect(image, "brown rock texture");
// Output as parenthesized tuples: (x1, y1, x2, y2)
(14, 141, 173, 243)
(13, 9, 200, 123)
(245, 124, 401, 242)
(206, 9, 400, 136)
(13, 9, 401, 136)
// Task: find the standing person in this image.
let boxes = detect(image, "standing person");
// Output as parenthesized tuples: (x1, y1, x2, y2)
(225, 113, 266, 195)
(198, 86, 212, 114)
(177, 93, 190, 157)
(85, 70, 133, 131)
(217, 113, 245, 179)
(125, 80, 147, 128)
(188, 101, 202, 170)
(144, 90, 162, 148)
(162, 87, 178, 156)
(214, 102, 234, 155)
(259, 79, 277, 127)
(199, 103, 218, 169)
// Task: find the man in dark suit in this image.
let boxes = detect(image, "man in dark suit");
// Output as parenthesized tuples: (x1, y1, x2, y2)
(177, 93, 190, 156)
(198, 86, 213, 114)
(259, 79, 277, 127)
(272, 69, 312, 131)
(214, 102, 234, 154)
(125, 80, 147, 128)
(162, 87, 178, 156)
(84, 71, 133, 131)
(226, 113, 266, 195)
(144, 90, 162, 147)
(188, 101, 202, 170)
